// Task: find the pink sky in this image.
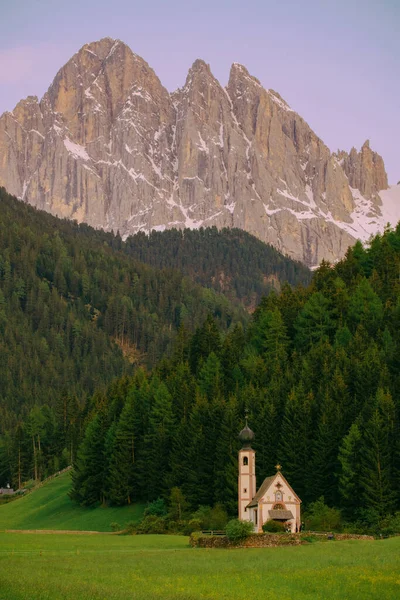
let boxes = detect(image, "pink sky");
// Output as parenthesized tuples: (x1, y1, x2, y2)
(1, 0, 398, 183)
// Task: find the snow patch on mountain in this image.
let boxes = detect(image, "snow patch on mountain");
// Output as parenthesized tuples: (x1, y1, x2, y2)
(64, 138, 90, 161)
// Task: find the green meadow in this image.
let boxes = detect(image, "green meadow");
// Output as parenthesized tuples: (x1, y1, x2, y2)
(0, 533, 399, 599)
(0, 471, 143, 532)
(1, 472, 399, 599)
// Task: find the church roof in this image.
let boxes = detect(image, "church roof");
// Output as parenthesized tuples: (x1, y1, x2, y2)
(245, 472, 301, 508)
(268, 509, 294, 520)
(246, 476, 275, 508)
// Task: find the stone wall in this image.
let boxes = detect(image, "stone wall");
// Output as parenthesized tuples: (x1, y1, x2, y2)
(190, 532, 374, 548)
(191, 533, 302, 548)
(313, 533, 374, 541)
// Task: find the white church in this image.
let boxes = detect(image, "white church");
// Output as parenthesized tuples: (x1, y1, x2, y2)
(238, 421, 301, 533)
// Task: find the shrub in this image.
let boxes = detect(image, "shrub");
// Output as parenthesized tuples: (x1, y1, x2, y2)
(191, 506, 212, 529)
(209, 503, 229, 530)
(168, 487, 189, 521)
(304, 497, 342, 532)
(262, 520, 286, 533)
(136, 515, 167, 534)
(225, 519, 254, 542)
(191, 503, 229, 530)
(143, 498, 168, 517)
(189, 531, 203, 546)
(124, 521, 138, 534)
(183, 518, 202, 536)
(377, 512, 400, 536)
(110, 522, 121, 532)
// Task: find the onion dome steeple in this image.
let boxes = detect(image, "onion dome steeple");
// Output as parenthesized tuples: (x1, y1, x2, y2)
(238, 418, 255, 449)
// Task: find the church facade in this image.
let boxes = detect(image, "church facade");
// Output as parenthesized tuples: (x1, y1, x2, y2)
(238, 422, 301, 533)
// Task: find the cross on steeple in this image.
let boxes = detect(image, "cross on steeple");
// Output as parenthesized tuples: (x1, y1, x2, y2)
(275, 464, 282, 472)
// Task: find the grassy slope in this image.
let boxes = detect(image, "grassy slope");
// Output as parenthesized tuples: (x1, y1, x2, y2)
(0, 533, 398, 599)
(0, 471, 144, 532)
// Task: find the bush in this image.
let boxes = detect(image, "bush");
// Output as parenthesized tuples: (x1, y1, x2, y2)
(209, 503, 229, 530)
(376, 512, 400, 536)
(189, 531, 203, 546)
(143, 498, 168, 517)
(191, 506, 212, 529)
(136, 515, 167, 534)
(191, 503, 229, 530)
(304, 497, 342, 532)
(225, 519, 254, 542)
(168, 487, 189, 521)
(262, 520, 286, 533)
(110, 522, 121, 532)
(124, 521, 137, 534)
(183, 518, 202, 536)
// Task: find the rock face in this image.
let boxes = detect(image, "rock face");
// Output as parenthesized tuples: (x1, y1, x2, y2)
(0, 37, 399, 267)
(337, 141, 388, 197)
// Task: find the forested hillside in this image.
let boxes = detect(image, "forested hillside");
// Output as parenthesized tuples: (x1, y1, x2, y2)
(70, 225, 400, 525)
(0, 188, 245, 483)
(2, 185, 400, 528)
(124, 228, 311, 308)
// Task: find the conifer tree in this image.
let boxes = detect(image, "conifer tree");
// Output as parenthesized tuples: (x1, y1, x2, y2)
(338, 422, 362, 518)
(106, 395, 136, 505)
(185, 393, 215, 507)
(70, 411, 108, 506)
(252, 393, 279, 480)
(359, 389, 396, 517)
(294, 292, 335, 350)
(198, 352, 223, 401)
(309, 389, 343, 505)
(214, 396, 241, 514)
(144, 382, 175, 500)
(278, 384, 313, 501)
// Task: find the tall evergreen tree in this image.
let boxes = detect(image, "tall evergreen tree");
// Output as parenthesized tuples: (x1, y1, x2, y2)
(359, 389, 396, 517)
(338, 422, 362, 519)
(107, 395, 136, 505)
(144, 382, 175, 501)
(278, 384, 313, 502)
(70, 411, 108, 506)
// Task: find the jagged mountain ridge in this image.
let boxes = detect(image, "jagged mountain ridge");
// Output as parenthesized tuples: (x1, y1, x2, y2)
(0, 37, 399, 267)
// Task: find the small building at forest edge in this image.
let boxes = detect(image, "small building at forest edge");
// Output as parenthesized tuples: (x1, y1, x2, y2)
(238, 421, 301, 533)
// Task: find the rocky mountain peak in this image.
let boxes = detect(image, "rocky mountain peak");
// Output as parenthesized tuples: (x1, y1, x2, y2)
(339, 141, 388, 198)
(189, 59, 211, 74)
(228, 62, 263, 100)
(0, 38, 398, 268)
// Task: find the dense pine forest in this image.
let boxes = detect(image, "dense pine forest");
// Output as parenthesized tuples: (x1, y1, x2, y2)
(1, 186, 400, 529)
(124, 228, 311, 308)
(70, 225, 400, 526)
(0, 188, 245, 483)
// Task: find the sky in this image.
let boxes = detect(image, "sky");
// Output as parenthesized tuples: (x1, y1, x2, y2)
(1, 0, 398, 183)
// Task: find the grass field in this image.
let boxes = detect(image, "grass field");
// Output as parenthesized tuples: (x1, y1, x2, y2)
(1, 476, 399, 599)
(0, 532, 399, 599)
(0, 471, 144, 532)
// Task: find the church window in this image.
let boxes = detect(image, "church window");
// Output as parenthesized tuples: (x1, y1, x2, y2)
(243, 456, 248, 466)
(273, 503, 284, 510)
(243, 488, 247, 493)
(244, 507, 247, 512)
(275, 491, 283, 501)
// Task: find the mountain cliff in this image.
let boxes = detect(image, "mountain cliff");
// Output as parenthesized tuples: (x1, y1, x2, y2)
(1, 37, 399, 267)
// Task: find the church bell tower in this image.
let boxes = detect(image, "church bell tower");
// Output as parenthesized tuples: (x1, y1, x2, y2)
(238, 420, 256, 520)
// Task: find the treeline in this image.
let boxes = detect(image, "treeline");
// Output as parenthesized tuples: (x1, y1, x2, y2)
(124, 227, 311, 308)
(69, 225, 400, 525)
(0, 188, 245, 484)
